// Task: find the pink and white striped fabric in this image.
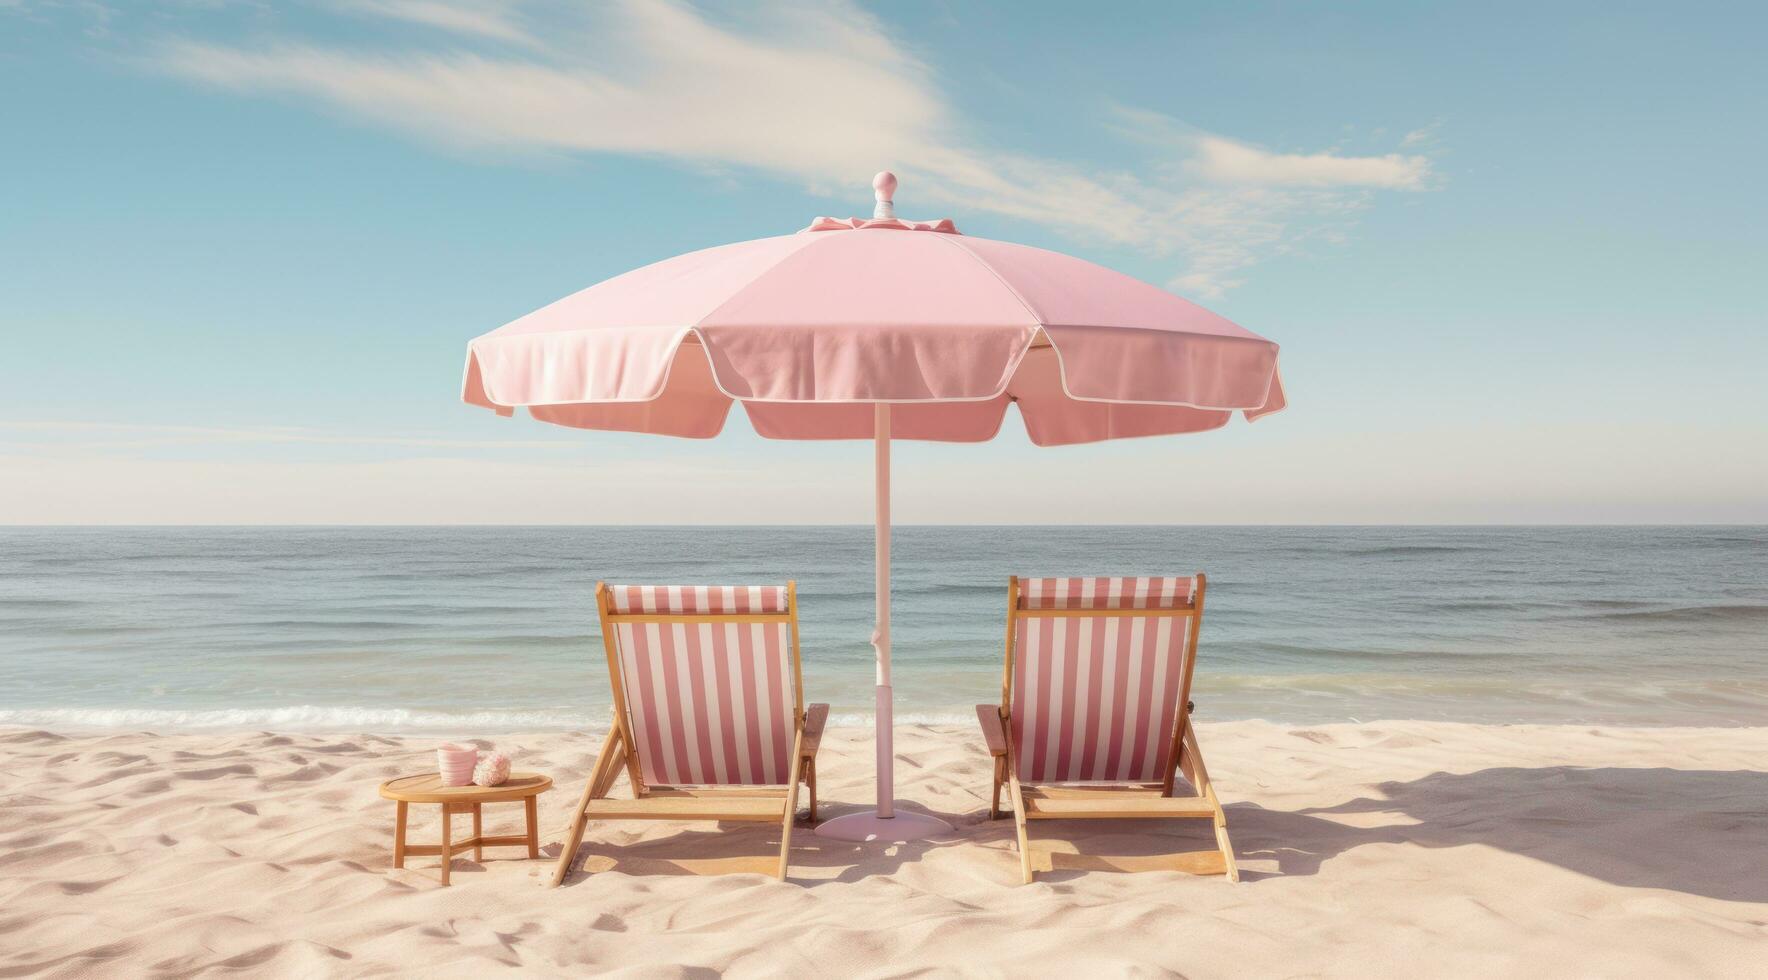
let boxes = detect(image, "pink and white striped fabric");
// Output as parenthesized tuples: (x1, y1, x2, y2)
(1010, 576, 1198, 784)
(605, 585, 796, 787)
(607, 585, 790, 615)
(1018, 576, 1195, 610)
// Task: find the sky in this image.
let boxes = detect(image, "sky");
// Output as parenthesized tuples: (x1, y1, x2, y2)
(2, 0, 1764, 524)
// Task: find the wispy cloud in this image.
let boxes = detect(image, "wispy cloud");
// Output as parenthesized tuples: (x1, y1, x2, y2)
(1187, 136, 1429, 189)
(1400, 120, 1445, 148)
(338, 1, 538, 46)
(145, 0, 1436, 296)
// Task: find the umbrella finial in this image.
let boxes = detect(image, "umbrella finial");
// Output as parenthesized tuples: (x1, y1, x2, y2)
(873, 171, 897, 220)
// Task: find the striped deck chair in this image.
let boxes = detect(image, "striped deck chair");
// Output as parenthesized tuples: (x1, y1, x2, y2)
(552, 581, 828, 885)
(975, 575, 1238, 884)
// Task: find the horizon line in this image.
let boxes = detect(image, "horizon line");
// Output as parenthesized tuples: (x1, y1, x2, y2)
(3, 523, 1761, 530)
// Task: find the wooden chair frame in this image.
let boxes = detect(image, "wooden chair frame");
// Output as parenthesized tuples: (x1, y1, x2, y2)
(552, 580, 828, 885)
(976, 574, 1238, 884)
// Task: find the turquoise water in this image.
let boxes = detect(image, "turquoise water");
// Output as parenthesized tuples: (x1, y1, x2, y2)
(1, 526, 1764, 730)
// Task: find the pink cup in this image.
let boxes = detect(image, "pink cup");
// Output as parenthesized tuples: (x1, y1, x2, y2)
(437, 744, 478, 786)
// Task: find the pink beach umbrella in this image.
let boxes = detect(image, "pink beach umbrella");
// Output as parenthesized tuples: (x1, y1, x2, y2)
(462, 173, 1285, 842)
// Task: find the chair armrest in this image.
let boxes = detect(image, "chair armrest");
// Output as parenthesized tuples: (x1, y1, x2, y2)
(799, 703, 829, 760)
(975, 704, 1008, 758)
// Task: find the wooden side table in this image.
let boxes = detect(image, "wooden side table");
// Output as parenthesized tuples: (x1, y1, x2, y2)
(378, 772, 552, 885)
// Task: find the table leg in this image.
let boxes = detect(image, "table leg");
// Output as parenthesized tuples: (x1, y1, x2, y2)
(439, 804, 453, 886)
(393, 801, 408, 869)
(524, 795, 539, 858)
(472, 803, 483, 862)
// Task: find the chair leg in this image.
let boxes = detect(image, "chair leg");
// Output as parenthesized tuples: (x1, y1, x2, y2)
(989, 756, 1004, 820)
(779, 738, 808, 881)
(1006, 771, 1033, 885)
(1182, 724, 1239, 882)
(551, 791, 592, 887)
(1213, 815, 1240, 882)
(552, 729, 623, 888)
(778, 785, 800, 881)
(805, 759, 818, 825)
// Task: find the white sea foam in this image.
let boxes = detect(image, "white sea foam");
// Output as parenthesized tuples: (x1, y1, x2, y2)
(0, 706, 600, 732)
(828, 711, 973, 728)
(0, 705, 972, 733)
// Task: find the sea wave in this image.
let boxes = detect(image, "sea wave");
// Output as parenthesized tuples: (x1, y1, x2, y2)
(801, 585, 1004, 600)
(1346, 545, 1483, 556)
(1569, 605, 1768, 625)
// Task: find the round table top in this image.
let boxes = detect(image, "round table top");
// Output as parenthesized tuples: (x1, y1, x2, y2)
(379, 772, 552, 804)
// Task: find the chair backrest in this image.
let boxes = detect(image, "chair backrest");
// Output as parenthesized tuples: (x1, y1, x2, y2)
(597, 583, 803, 788)
(1005, 575, 1204, 784)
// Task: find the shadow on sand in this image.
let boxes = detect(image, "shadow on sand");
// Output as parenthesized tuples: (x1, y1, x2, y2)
(548, 799, 974, 887)
(544, 767, 1768, 900)
(1227, 766, 1768, 902)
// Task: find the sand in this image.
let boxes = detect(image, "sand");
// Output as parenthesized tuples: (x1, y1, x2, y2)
(2, 721, 1765, 977)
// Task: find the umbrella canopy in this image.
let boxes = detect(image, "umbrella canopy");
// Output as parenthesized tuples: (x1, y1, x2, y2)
(463, 173, 1285, 841)
(463, 179, 1284, 444)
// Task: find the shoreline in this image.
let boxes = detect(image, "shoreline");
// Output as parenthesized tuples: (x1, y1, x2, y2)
(4, 720, 1765, 975)
(8, 716, 1768, 736)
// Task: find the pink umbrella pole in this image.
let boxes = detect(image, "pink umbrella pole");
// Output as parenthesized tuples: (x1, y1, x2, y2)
(815, 404, 954, 842)
(873, 402, 894, 819)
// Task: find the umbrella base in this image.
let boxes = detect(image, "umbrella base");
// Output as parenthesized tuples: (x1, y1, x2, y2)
(814, 807, 954, 843)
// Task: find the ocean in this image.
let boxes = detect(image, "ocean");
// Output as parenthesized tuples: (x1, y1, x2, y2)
(1, 526, 1764, 731)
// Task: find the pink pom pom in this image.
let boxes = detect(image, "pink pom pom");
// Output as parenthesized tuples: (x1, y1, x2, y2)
(473, 752, 510, 787)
